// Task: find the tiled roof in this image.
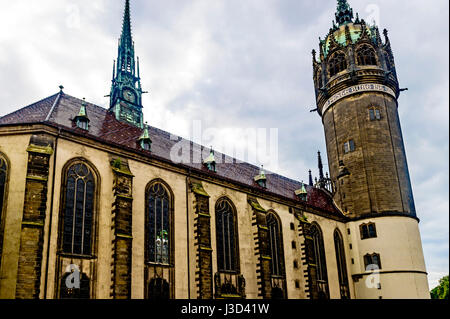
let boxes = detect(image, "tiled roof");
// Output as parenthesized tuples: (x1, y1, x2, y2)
(0, 92, 344, 218)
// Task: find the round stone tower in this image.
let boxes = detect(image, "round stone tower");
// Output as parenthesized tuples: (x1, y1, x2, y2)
(312, 0, 429, 298)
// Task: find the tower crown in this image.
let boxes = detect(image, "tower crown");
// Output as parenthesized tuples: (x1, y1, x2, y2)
(109, 0, 144, 128)
(312, 0, 398, 118)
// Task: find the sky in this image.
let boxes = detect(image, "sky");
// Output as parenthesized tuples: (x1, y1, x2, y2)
(0, 0, 448, 290)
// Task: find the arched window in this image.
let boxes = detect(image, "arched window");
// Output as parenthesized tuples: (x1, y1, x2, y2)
(266, 212, 285, 277)
(310, 223, 329, 299)
(356, 45, 378, 66)
(328, 52, 347, 77)
(61, 162, 96, 256)
(216, 198, 239, 272)
(0, 154, 8, 269)
(334, 230, 350, 299)
(146, 182, 172, 265)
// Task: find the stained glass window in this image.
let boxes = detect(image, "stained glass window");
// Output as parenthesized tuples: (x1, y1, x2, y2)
(328, 52, 347, 77)
(0, 157, 6, 224)
(267, 212, 284, 277)
(216, 198, 238, 272)
(357, 45, 378, 66)
(61, 163, 95, 256)
(311, 224, 328, 282)
(147, 183, 171, 265)
(334, 230, 350, 299)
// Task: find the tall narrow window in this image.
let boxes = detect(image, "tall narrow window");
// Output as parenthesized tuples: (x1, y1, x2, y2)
(310, 223, 329, 299)
(356, 44, 378, 66)
(0, 156, 7, 223)
(61, 163, 95, 256)
(328, 52, 347, 77)
(267, 212, 285, 277)
(334, 230, 350, 299)
(0, 155, 8, 269)
(216, 198, 238, 272)
(146, 182, 172, 265)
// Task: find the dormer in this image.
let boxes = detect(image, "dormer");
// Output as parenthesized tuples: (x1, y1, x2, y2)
(254, 166, 267, 188)
(73, 98, 90, 131)
(203, 148, 216, 172)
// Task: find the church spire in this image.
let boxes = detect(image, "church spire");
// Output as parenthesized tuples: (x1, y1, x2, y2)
(109, 0, 144, 128)
(318, 151, 324, 181)
(120, 0, 132, 47)
(335, 0, 354, 26)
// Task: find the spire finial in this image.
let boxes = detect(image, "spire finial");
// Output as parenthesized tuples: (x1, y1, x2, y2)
(59, 85, 64, 93)
(318, 151, 324, 181)
(335, 0, 354, 26)
(121, 0, 132, 47)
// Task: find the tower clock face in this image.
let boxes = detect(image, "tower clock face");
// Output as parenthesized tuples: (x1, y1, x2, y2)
(123, 89, 136, 103)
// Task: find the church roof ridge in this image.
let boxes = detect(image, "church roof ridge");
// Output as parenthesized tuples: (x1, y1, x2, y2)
(0, 92, 343, 218)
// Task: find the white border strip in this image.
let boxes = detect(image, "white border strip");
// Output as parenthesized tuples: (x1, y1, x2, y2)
(322, 83, 396, 115)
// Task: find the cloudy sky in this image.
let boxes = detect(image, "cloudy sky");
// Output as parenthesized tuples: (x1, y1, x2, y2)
(0, 0, 448, 289)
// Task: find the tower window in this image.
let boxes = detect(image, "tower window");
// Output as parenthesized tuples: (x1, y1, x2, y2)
(328, 52, 347, 77)
(356, 44, 378, 66)
(344, 140, 355, 154)
(364, 253, 382, 270)
(369, 107, 381, 121)
(360, 223, 377, 240)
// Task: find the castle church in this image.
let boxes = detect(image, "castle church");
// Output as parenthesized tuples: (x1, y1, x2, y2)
(0, 0, 430, 299)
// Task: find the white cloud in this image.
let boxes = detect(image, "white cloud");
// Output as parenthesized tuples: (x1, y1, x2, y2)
(0, 0, 448, 290)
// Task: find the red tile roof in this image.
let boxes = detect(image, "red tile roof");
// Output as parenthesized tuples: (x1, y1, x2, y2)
(0, 92, 344, 218)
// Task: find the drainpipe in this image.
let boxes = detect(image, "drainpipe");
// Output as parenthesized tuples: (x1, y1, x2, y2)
(43, 127, 60, 299)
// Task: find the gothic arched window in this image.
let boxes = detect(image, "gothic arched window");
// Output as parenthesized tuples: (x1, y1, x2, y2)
(267, 212, 285, 277)
(216, 198, 239, 272)
(146, 182, 172, 265)
(334, 229, 350, 299)
(0, 154, 8, 269)
(328, 52, 347, 77)
(356, 45, 378, 66)
(310, 223, 329, 299)
(61, 162, 96, 256)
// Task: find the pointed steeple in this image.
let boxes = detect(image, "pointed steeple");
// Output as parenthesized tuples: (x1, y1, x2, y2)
(309, 170, 314, 186)
(335, 0, 354, 26)
(120, 0, 132, 47)
(109, 0, 144, 128)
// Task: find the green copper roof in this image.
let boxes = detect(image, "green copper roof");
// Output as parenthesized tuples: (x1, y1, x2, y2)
(322, 23, 376, 59)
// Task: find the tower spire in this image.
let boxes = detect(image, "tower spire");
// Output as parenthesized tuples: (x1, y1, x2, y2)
(121, 0, 132, 47)
(335, 0, 354, 26)
(109, 0, 144, 128)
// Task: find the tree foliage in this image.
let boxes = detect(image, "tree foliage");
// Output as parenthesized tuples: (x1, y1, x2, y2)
(430, 275, 449, 299)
